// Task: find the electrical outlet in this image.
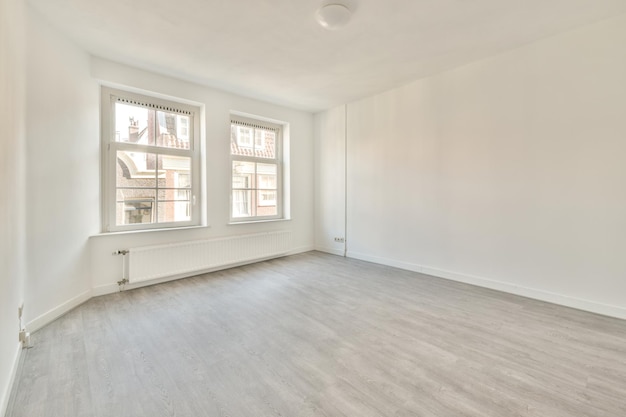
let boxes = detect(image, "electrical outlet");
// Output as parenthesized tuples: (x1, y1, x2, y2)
(334, 237, 345, 243)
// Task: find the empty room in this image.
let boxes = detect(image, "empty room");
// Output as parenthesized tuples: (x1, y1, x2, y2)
(1, 0, 626, 416)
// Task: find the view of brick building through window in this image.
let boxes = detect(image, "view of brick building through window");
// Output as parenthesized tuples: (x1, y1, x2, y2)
(115, 102, 192, 226)
(230, 122, 280, 219)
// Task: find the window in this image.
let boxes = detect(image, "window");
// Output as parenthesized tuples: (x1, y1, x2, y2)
(123, 200, 154, 224)
(101, 87, 201, 232)
(177, 116, 190, 141)
(230, 116, 282, 221)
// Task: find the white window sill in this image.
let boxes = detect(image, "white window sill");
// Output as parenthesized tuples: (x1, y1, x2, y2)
(228, 218, 291, 226)
(90, 224, 210, 238)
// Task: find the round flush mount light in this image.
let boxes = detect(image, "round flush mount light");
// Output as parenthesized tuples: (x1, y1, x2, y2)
(315, 4, 352, 30)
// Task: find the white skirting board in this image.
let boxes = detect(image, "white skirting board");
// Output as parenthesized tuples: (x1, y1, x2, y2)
(345, 250, 626, 320)
(1, 342, 22, 417)
(25, 289, 92, 333)
(313, 245, 345, 257)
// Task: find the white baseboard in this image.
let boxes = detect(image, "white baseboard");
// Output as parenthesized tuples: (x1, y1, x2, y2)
(347, 250, 626, 321)
(287, 245, 315, 256)
(26, 289, 92, 333)
(92, 282, 121, 297)
(1, 342, 22, 417)
(314, 245, 345, 256)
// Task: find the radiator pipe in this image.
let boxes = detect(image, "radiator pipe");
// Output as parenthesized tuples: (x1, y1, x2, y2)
(115, 249, 129, 290)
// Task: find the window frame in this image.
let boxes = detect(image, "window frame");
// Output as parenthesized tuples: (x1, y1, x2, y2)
(229, 116, 283, 223)
(101, 87, 201, 232)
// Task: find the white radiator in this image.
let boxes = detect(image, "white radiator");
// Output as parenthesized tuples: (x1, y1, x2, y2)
(127, 231, 292, 283)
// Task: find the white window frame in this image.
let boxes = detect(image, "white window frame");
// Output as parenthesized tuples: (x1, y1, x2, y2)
(230, 116, 283, 222)
(101, 87, 201, 232)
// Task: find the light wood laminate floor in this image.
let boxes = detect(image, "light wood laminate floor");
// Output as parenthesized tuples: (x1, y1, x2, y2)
(6, 251, 626, 416)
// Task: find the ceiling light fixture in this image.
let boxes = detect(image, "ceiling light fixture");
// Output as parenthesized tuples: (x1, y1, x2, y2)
(315, 4, 352, 30)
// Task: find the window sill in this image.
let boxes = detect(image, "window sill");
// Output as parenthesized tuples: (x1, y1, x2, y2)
(228, 218, 291, 226)
(89, 224, 210, 238)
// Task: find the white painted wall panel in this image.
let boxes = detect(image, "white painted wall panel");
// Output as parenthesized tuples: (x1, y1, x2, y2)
(314, 106, 346, 255)
(0, 0, 26, 413)
(24, 7, 99, 330)
(341, 15, 626, 318)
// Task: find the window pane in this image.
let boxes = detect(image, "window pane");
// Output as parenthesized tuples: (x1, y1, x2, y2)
(158, 201, 191, 223)
(231, 125, 254, 157)
(115, 189, 156, 226)
(232, 161, 255, 189)
(232, 190, 253, 218)
(157, 155, 192, 222)
(237, 126, 253, 148)
(257, 163, 277, 189)
(115, 103, 154, 145)
(176, 115, 190, 142)
(116, 188, 157, 202)
(258, 190, 277, 207)
(231, 125, 276, 159)
(115, 153, 192, 225)
(257, 190, 277, 216)
(114, 102, 191, 149)
(257, 204, 277, 217)
(118, 201, 154, 225)
(159, 155, 191, 180)
(155, 111, 191, 149)
(254, 129, 276, 159)
(116, 151, 157, 188)
(157, 189, 191, 201)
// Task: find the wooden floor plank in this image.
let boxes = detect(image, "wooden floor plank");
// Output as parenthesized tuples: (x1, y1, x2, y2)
(6, 251, 626, 416)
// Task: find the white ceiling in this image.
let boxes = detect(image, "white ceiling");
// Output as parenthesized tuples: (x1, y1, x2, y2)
(27, 0, 626, 112)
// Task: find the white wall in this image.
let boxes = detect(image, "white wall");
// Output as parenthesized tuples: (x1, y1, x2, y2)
(24, 7, 100, 331)
(20, 10, 315, 327)
(0, 0, 26, 413)
(88, 58, 315, 295)
(0, 6, 316, 405)
(314, 105, 346, 255)
(317, 14, 626, 319)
